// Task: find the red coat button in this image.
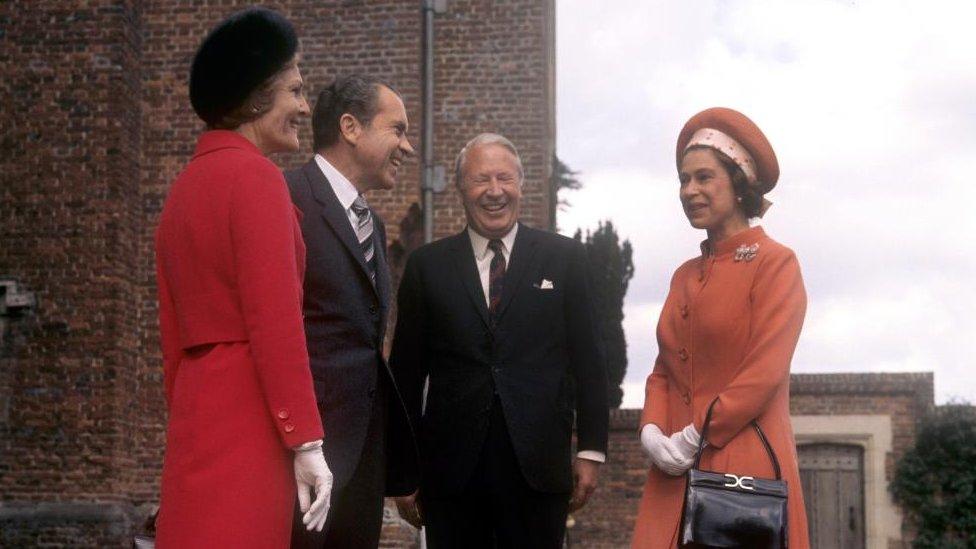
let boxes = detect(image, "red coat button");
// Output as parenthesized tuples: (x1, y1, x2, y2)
(278, 409, 290, 420)
(683, 392, 691, 405)
(284, 423, 295, 433)
(680, 305, 689, 318)
(678, 348, 689, 361)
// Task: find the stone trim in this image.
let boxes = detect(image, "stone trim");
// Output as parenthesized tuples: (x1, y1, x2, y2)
(791, 414, 900, 549)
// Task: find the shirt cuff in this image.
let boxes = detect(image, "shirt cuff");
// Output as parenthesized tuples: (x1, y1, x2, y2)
(577, 450, 606, 463)
(294, 439, 323, 452)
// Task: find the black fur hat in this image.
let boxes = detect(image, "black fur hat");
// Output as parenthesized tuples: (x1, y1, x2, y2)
(189, 7, 298, 127)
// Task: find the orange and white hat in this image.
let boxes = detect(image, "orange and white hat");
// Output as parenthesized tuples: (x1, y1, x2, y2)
(677, 107, 779, 215)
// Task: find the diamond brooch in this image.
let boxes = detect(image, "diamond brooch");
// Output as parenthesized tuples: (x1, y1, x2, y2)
(734, 243, 759, 262)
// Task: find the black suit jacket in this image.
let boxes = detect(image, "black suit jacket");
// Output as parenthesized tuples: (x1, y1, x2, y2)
(285, 159, 417, 496)
(390, 224, 609, 497)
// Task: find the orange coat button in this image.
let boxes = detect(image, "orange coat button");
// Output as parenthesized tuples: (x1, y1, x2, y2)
(284, 423, 295, 433)
(682, 392, 691, 405)
(678, 348, 689, 361)
(680, 305, 689, 318)
(278, 409, 290, 420)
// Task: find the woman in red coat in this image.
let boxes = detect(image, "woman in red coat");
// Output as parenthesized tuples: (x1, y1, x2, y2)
(632, 108, 810, 548)
(155, 8, 332, 548)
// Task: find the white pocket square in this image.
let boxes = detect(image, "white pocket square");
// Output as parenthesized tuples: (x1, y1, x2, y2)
(536, 279, 554, 290)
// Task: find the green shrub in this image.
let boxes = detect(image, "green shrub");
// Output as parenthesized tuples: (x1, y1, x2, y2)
(891, 404, 976, 548)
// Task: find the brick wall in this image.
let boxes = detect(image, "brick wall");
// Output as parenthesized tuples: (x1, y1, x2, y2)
(1, 0, 553, 546)
(790, 372, 934, 483)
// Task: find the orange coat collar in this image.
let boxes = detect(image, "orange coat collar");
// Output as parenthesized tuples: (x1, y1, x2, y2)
(700, 225, 767, 257)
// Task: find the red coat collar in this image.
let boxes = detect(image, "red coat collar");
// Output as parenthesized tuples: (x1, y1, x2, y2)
(192, 130, 263, 160)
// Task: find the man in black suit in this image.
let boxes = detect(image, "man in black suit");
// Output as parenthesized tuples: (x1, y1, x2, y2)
(390, 133, 609, 548)
(286, 74, 418, 549)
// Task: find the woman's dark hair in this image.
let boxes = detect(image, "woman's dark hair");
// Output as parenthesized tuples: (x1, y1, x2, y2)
(311, 74, 399, 150)
(684, 145, 764, 218)
(210, 66, 291, 130)
(189, 7, 298, 129)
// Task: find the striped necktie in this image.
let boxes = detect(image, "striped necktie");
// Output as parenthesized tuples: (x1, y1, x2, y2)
(487, 239, 506, 316)
(350, 195, 376, 285)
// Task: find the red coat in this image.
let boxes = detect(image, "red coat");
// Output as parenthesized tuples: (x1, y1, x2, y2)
(632, 226, 809, 548)
(154, 131, 323, 548)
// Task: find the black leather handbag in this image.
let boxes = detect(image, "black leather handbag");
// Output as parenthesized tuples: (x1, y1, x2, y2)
(679, 399, 788, 548)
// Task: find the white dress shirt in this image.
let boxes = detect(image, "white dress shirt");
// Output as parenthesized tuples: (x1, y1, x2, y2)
(466, 224, 606, 464)
(467, 224, 518, 307)
(315, 154, 362, 232)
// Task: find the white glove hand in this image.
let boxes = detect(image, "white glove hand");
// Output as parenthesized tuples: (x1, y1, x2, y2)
(640, 424, 694, 476)
(294, 441, 333, 532)
(670, 423, 701, 463)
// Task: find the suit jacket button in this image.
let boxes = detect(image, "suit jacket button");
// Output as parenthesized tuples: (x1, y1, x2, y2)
(683, 392, 691, 405)
(284, 423, 296, 433)
(678, 348, 689, 361)
(680, 305, 688, 318)
(369, 305, 377, 315)
(277, 409, 290, 420)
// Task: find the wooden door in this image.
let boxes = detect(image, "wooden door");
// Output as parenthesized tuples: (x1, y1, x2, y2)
(798, 443, 865, 549)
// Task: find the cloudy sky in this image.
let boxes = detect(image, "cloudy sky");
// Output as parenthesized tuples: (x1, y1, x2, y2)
(555, 0, 976, 407)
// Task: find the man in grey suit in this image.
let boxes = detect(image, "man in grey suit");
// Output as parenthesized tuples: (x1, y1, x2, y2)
(286, 74, 418, 549)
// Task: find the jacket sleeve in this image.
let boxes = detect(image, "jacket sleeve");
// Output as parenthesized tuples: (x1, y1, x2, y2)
(639, 355, 669, 434)
(230, 159, 323, 449)
(155, 249, 183, 408)
(695, 248, 806, 448)
(639, 269, 682, 434)
(565, 241, 609, 455)
(389, 253, 427, 437)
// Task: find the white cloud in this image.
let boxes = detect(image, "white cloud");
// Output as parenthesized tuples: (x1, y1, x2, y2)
(558, 0, 976, 405)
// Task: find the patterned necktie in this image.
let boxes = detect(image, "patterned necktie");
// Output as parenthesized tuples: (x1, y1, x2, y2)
(350, 195, 376, 285)
(487, 239, 506, 316)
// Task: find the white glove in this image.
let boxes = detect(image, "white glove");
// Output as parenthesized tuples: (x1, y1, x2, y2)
(294, 441, 333, 532)
(640, 424, 694, 476)
(670, 423, 702, 464)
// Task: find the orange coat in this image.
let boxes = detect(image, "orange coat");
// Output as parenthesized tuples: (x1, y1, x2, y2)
(632, 226, 809, 548)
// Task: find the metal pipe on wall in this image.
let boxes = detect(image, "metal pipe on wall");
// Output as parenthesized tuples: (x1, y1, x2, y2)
(421, 0, 436, 244)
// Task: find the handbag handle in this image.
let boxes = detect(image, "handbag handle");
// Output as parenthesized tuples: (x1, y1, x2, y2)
(692, 398, 782, 480)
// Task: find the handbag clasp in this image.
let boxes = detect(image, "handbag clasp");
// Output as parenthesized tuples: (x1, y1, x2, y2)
(723, 473, 755, 491)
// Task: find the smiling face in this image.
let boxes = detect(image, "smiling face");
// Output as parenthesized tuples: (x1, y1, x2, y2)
(457, 143, 523, 239)
(679, 147, 748, 238)
(347, 85, 414, 192)
(248, 60, 309, 154)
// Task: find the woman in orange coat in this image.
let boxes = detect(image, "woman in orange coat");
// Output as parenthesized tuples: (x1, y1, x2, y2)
(155, 8, 333, 548)
(632, 108, 809, 548)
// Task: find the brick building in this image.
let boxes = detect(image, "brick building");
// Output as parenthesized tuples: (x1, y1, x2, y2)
(0, 1, 554, 546)
(0, 2, 937, 549)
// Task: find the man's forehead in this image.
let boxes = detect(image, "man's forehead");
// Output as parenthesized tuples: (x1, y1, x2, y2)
(379, 88, 408, 120)
(469, 143, 517, 163)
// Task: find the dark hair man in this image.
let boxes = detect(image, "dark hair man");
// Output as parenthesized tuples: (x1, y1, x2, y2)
(285, 74, 418, 549)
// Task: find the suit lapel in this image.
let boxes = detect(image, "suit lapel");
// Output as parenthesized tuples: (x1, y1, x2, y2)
(374, 218, 391, 309)
(302, 160, 379, 299)
(450, 232, 492, 330)
(494, 223, 537, 322)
